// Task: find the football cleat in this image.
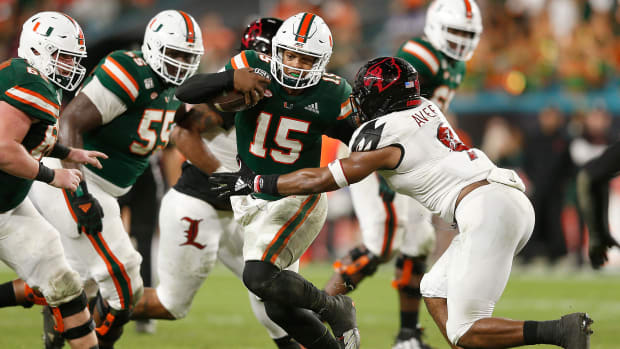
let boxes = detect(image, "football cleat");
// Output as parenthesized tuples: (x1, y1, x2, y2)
(135, 319, 157, 334)
(42, 306, 64, 349)
(323, 295, 361, 349)
(560, 313, 593, 349)
(392, 327, 434, 349)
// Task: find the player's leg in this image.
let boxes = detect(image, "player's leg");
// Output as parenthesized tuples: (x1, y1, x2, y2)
(426, 184, 592, 348)
(325, 173, 395, 295)
(0, 198, 97, 348)
(218, 218, 303, 348)
(392, 197, 436, 349)
(133, 188, 222, 320)
(234, 193, 359, 349)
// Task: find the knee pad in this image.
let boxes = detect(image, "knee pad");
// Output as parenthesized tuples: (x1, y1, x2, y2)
(91, 291, 131, 344)
(50, 291, 96, 340)
(333, 246, 380, 290)
(242, 261, 280, 299)
(392, 255, 427, 298)
(45, 270, 83, 307)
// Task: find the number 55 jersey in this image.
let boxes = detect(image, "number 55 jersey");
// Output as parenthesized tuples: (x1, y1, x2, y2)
(81, 50, 181, 193)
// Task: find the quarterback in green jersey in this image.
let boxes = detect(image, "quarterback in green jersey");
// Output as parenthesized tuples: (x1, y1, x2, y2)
(319, 1, 484, 348)
(177, 12, 360, 349)
(24, 10, 204, 348)
(0, 11, 105, 348)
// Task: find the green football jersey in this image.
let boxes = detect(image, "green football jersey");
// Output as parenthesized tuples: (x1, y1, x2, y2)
(396, 37, 466, 111)
(82, 50, 181, 189)
(225, 50, 352, 199)
(0, 58, 62, 212)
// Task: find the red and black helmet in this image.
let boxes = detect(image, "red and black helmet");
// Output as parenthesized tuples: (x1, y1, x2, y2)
(240, 17, 283, 54)
(350, 57, 421, 125)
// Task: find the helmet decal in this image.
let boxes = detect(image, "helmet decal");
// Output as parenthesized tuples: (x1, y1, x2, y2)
(295, 13, 315, 43)
(364, 58, 402, 93)
(241, 21, 262, 49)
(178, 10, 196, 44)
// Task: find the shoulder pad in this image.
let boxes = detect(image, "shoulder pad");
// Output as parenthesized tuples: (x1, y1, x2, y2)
(0, 59, 60, 124)
(227, 50, 271, 72)
(349, 119, 387, 152)
(94, 50, 150, 105)
(396, 37, 441, 80)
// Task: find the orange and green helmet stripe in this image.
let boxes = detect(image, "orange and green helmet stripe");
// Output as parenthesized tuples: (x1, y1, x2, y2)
(61, 14, 85, 46)
(463, 0, 473, 19)
(295, 13, 316, 43)
(178, 10, 196, 44)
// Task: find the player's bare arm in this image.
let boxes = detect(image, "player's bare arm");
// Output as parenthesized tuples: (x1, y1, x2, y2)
(209, 146, 402, 199)
(171, 104, 223, 174)
(277, 146, 403, 196)
(0, 101, 86, 191)
(59, 92, 104, 170)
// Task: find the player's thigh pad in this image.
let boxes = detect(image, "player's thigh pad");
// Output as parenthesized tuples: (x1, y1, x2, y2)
(350, 174, 408, 258)
(156, 189, 230, 318)
(0, 198, 82, 306)
(444, 183, 535, 345)
(233, 193, 327, 269)
(400, 196, 436, 257)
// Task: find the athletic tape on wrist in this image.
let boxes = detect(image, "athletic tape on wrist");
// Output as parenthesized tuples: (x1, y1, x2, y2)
(328, 159, 349, 188)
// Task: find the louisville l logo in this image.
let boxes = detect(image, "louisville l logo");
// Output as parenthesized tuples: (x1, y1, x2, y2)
(364, 57, 401, 93)
(180, 217, 206, 249)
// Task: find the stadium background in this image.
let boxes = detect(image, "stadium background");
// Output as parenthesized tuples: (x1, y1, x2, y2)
(0, 0, 619, 347)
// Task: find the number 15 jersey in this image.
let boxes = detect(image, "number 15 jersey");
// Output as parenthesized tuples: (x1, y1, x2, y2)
(225, 50, 353, 198)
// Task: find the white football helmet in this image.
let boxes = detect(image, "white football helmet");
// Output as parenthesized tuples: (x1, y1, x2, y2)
(424, 0, 483, 61)
(18, 11, 87, 91)
(142, 10, 204, 86)
(271, 12, 332, 89)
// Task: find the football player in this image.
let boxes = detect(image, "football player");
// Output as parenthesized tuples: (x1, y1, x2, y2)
(323, 1, 484, 348)
(576, 141, 620, 269)
(176, 12, 360, 349)
(129, 16, 306, 349)
(0, 11, 105, 348)
(18, 10, 205, 349)
(209, 57, 595, 349)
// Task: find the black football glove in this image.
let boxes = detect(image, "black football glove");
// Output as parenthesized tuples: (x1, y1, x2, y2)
(589, 233, 620, 269)
(209, 156, 257, 199)
(64, 182, 104, 235)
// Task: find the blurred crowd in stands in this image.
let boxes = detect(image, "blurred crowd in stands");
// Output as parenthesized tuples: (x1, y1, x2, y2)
(2, 0, 619, 268)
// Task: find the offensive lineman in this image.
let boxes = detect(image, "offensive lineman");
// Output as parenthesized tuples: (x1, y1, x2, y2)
(209, 57, 594, 349)
(176, 12, 360, 349)
(323, 1, 483, 347)
(129, 17, 305, 349)
(0, 11, 105, 348)
(23, 10, 205, 348)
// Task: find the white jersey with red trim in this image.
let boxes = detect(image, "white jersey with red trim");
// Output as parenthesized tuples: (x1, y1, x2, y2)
(349, 98, 496, 223)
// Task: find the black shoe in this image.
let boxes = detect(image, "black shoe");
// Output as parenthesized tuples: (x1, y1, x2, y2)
(42, 306, 65, 349)
(559, 313, 593, 349)
(392, 326, 434, 349)
(323, 295, 360, 349)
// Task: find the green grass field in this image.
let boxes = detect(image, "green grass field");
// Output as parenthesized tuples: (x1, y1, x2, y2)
(0, 262, 617, 348)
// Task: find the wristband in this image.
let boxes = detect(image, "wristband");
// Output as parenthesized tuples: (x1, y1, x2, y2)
(328, 159, 349, 188)
(253, 174, 279, 195)
(48, 143, 71, 159)
(35, 162, 55, 183)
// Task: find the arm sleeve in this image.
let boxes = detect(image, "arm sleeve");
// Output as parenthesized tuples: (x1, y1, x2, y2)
(81, 76, 128, 124)
(175, 69, 235, 104)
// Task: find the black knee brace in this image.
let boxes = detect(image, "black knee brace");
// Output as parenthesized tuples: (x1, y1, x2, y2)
(392, 255, 427, 298)
(91, 292, 131, 344)
(51, 291, 96, 340)
(333, 246, 380, 290)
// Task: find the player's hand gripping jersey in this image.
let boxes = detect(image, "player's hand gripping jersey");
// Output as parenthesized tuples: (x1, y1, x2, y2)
(349, 97, 523, 223)
(0, 58, 62, 211)
(81, 50, 182, 189)
(396, 37, 465, 111)
(225, 50, 352, 198)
